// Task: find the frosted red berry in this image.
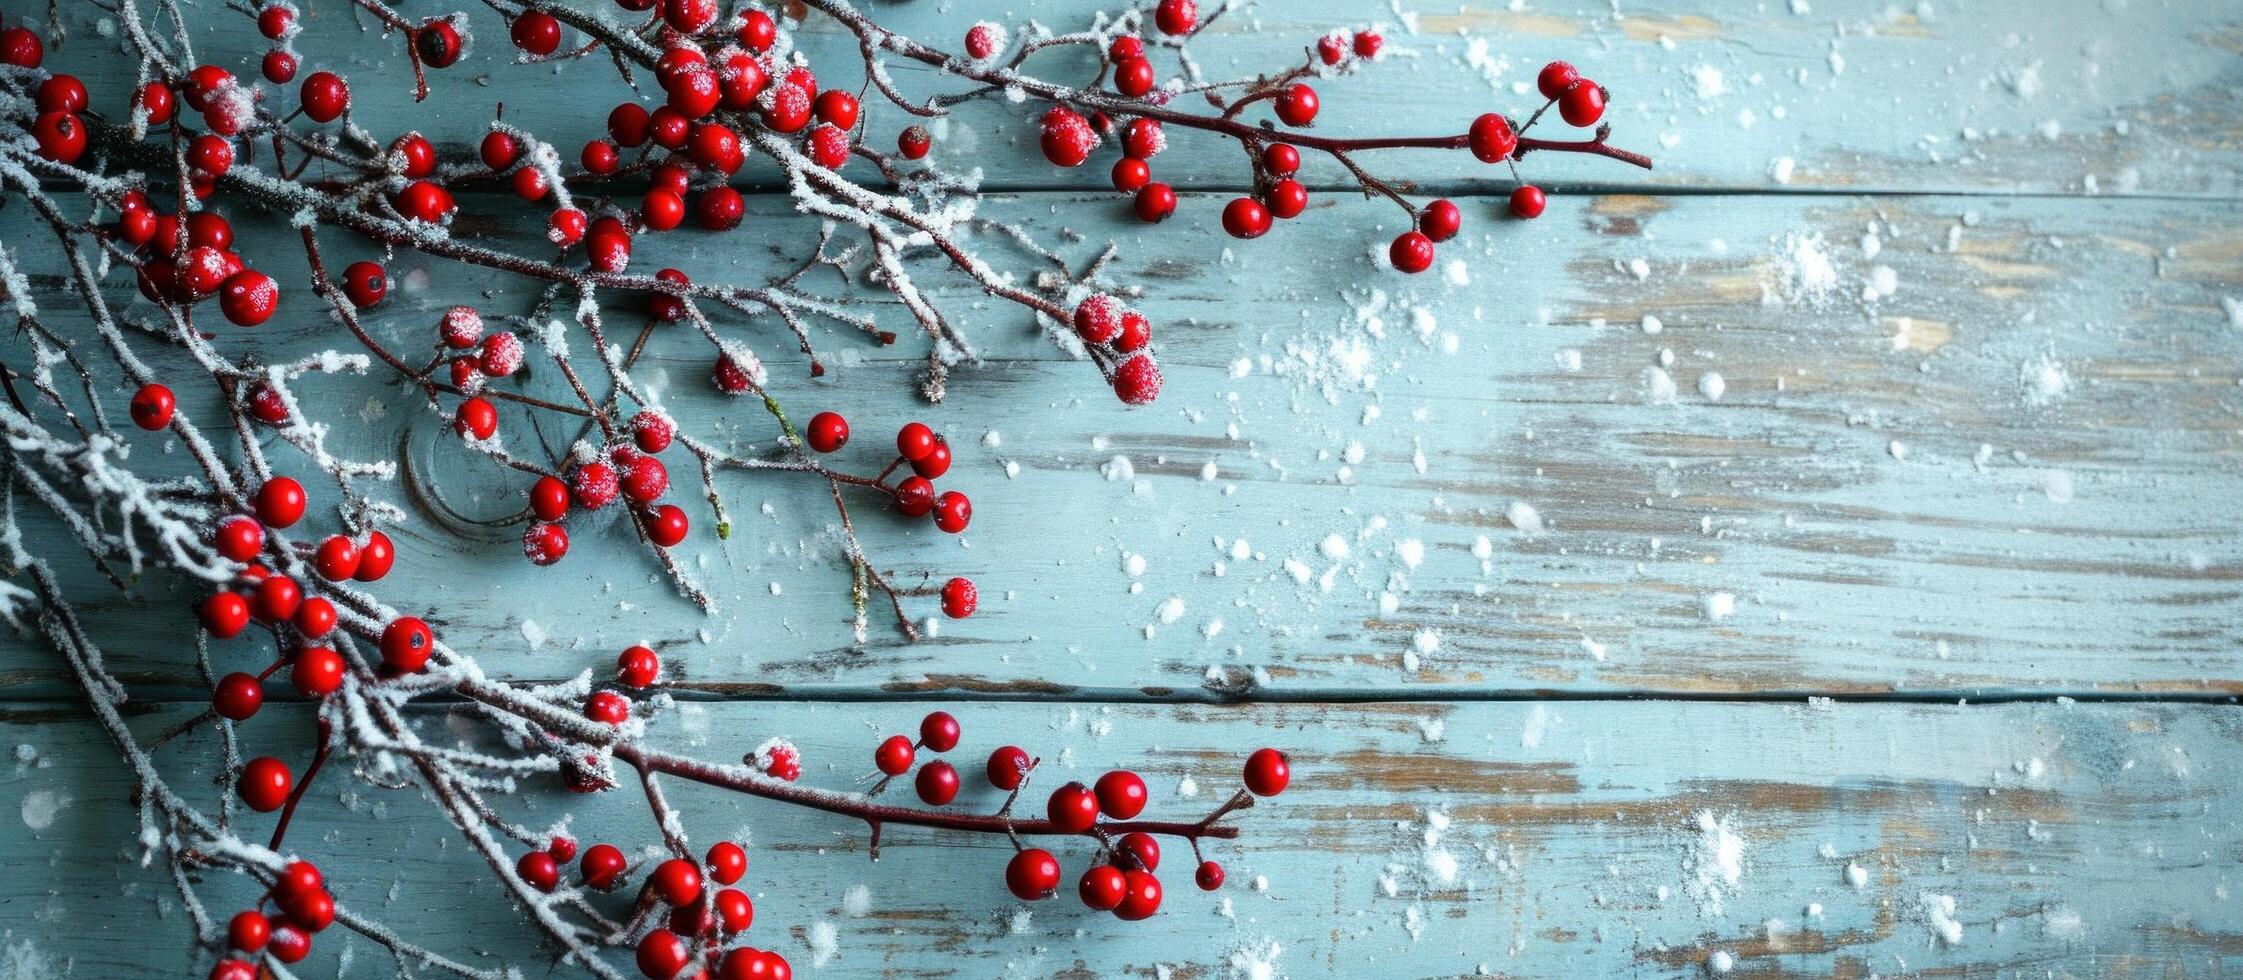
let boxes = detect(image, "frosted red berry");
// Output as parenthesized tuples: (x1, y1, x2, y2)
(1039, 106, 1098, 168)
(933, 491, 971, 533)
(585, 689, 630, 725)
(1154, 0, 1198, 35)
(940, 577, 977, 619)
(455, 396, 498, 440)
(898, 125, 931, 159)
(228, 909, 270, 952)
(1112, 355, 1163, 405)
(362, 530, 400, 580)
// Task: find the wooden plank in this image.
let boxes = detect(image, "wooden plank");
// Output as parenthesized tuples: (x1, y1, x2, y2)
(5, 698, 2238, 976)
(29, 0, 2243, 197)
(4, 189, 2239, 699)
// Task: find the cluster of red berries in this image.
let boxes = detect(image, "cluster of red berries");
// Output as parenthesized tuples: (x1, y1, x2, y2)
(802, 413, 977, 540)
(506, 832, 787, 980)
(519, 407, 691, 567)
(1005, 747, 1291, 922)
(1386, 61, 1605, 272)
(205, 860, 337, 979)
(1070, 295, 1165, 406)
(114, 198, 280, 326)
(432, 306, 528, 442)
(584, 642, 666, 724)
(871, 710, 969, 803)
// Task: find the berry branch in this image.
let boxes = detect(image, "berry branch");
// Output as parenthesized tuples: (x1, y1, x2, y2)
(0, 0, 1648, 975)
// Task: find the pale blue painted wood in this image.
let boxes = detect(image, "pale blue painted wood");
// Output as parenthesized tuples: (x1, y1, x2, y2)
(3, 189, 2237, 699)
(2, 700, 2238, 977)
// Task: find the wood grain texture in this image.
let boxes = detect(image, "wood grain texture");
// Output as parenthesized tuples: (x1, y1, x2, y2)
(3, 699, 2237, 977)
(30, 0, 2243, 197)
(5, 190, 2237, 699)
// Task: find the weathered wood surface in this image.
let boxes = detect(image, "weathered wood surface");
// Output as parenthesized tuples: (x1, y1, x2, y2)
(4, 0, 2242, 977)
(31, 0, 2243, 196)
(5, 189, 2238, 699)
(4, 699, 2240, 977)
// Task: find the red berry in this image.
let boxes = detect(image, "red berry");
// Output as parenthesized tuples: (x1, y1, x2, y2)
(571, 461, 619, 510)
(381, 616, 434, 673)
(512, 11, 562, 54)
(1389, 230, 1435, 274)
(1537, 60, 1580, 100)
(1114, 869, 1162, 920)
(213, 672, 264, 720)
(291, 646, 345, 696)
(36, 75, 86, 114)
(523, 521, 569, 565)
(1039, 106, 1098, 168)
(1221, 197, 1271, 239)
(228, 909, 271, 952)
(662, 0, 718, 33)
(394, 180, 455, 224)
(1420, 199, 1462, 242)
(550, 208, 588, 246)
(481, 132, 521, 172)
(1109, 35, 1145, 62)
(518, 851, 561, 892)
(874, 734, 915, 776)
(1243, 747, 1290, 796)
(987, 745, 1031, 790)
(696, 187, 745, 230)
(257, 4, 296, 39)
(1005, 849, 1062, 900)
(547, 837, 578, 862)
(313, 534, 359, 581)
(933, 491, 971, 533)
(253, 575, 302, 622)
(652, 857, 702, 905)
(1115, 311, 1151, 353)
(277, 860, 324, 897)
(456, 396, 498, 440)
(1274, 84, 1319, 126)
(530, 476, 570, 521)
(762, 83, 812, 133)
(1354, 30, 1384, 58)
(635, 929, 691, 979)
(617, 645, 661, 687)
(211, 959, 256, 980)
(255, 477, 307, 528)
(915, 760, 960, 804)
(1468, 112, 1518, 163)
(1509, 184, 1547, 219)
(1046, 782, 1099, 832)
(342, 261, 387, 307)
(619, 455, 668, 503)
(718, 53, 766, 108)
(911, 438, 952, 479)
(389, 132, 437, 177)
(581, 139, 621, 175)
(646, 504, 690, 547)
(130, 383, 176, 430)
(581, 843, 628, 889)
(238, 757, 292, 812)
(1267, 179, 1308, 219)
(706, 840, 747, 885)
(414, 19, 463, 68)
(1559, 80, 1606, 127)
(262, 50, 298, 84)
(184, 65, 233, 111)
(214, 517, 263, 562)
(1079, 865, 1127, 910)
(918, 710, 961, 752)
(691, 122, 743, 172)
(134, 82, 176, 124)
(299, 71, 349, 122)
(898, 125, 931, 159)
(964, 21, 1003, 59)
(1133, 182, 1176, 222)
(0, 28, 44, 69)
(294, 596, 338, 638)
(1195, 859, 1225, 890)
(1154, 0, 1198, 35)
(1111, 158, 1150, 192)
(940, 577, 977, 619)
(1316, 34, 1346, 65)
(805, 411, 848, 453)
(281, 891, 336, 934)
(895, 422, 936, 461)
(1094, 770, 1148, 820)
(1114, 57, 1155, 98)
(349, 528, 394, 578)
(1116, 833, 1162, 875)
(632, 411, 677, 453)
(608, 103, 652, 146)
(585, 689, 630, 724)
(265, 921, 310, 963)
(1111, 354, 1163, 405)
(714, 888, 753, 932)
(814, 90, 860, 129)
(737, 10, 776, 51)
(30, 111, 86, 163)
(807, 123, 851, 169)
